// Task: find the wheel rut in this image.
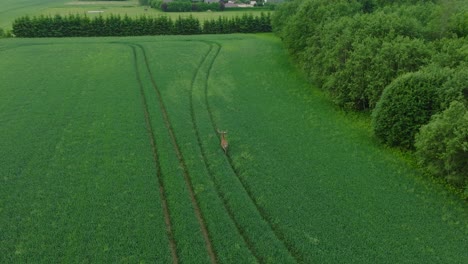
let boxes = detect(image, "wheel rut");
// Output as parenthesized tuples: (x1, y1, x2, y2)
(202, 42, 302, 262)
(129, 45, 178, 264)
(133, 43, 218, 264)
(189, 42, 262, 263)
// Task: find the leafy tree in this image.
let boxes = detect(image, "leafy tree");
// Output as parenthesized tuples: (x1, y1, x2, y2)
(372, 66, 452, 149)
(415, 101, 468, 190)
(328, 35, 432, 110)
(431, 36, 468, 68)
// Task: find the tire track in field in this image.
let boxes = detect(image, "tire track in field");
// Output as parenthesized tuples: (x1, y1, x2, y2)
(133, 43, 218, 264)
(189, 42, 261, 263)
(203, 42, 302, 263)
(129, 45, 178, 264)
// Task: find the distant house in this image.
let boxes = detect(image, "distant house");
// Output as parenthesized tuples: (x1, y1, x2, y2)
(224, 0, 256, 8)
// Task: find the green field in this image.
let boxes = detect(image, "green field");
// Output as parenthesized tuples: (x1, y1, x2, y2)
(1, 34, 467, 263)
(0, 0, 270, 30)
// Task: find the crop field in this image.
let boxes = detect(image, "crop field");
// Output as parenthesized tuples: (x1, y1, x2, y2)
(1, 34, 467, 263)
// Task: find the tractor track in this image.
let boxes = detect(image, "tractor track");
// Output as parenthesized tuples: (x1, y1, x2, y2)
(134, 43, 218, 264)
(203, 42, 302, 263)
(3, 39, 300, 262)
(130, 45, 178, 264)
(189, 42, 262, 263)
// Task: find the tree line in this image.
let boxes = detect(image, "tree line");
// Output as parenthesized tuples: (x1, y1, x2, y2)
(273, 0, 467, 195)
(12, 13, 271, 37)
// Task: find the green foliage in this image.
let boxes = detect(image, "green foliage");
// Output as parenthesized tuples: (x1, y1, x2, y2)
(276, 0, 361, 61)
(273, 0, 466, 111)
(431, 36, 468, 68)
(415, 101, 468, 190)
(316, 8, 430, 108)
(273, 0, 468, 192)
(203, 13, 271, 34)
(174, 15, 201, 34)
(372, 66, 452, 149)
(441, 65, 468, 106)
(150, 0, 224, 12)
(12, 13, 272, 37)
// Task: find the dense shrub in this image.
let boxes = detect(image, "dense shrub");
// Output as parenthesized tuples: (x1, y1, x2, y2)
(440, 65, 468, 107)
(274, 1, 437, 110)
(174, 15, 201, 35)
(324, 31, 432, 110)
(274, 0, 361, 61)
(372, 66, 452, 149)
(415, 101, 468, 191)
(203, 13, 271, 34)
(273, 0, 466, 110)
(431, 37, 468, 68)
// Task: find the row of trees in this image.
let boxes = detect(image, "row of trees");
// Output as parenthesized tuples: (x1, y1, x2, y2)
(12, 13, 271, 37)
(273, 0, 467, 194)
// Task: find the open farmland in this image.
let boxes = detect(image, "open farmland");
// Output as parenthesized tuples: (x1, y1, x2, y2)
(0, 0, 70, 29)
(0, 0, 270, 31)
(0, 35, 467, 263)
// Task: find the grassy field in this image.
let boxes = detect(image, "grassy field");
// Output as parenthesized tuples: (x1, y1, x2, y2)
(0, 0, 70, 29)
(1, 34, 467, 263)
(0, 0, 270, 30)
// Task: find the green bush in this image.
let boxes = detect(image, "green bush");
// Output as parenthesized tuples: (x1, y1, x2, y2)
(327, 35, 432, 110)
(415, 101, 468, 190)
(372, 66, 452, 149)
(276, 0, 361, 61)
(431, 37, 468, 68)
(441, 65, 468, 107)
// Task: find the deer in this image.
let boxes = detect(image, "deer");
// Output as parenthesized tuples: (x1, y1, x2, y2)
(217, 129, 228, 154)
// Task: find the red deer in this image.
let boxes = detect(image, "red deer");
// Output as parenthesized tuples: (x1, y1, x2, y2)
(217, 129, 228, 154)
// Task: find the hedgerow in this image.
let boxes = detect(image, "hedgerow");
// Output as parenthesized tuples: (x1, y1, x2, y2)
(12, 13, 271, 37)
